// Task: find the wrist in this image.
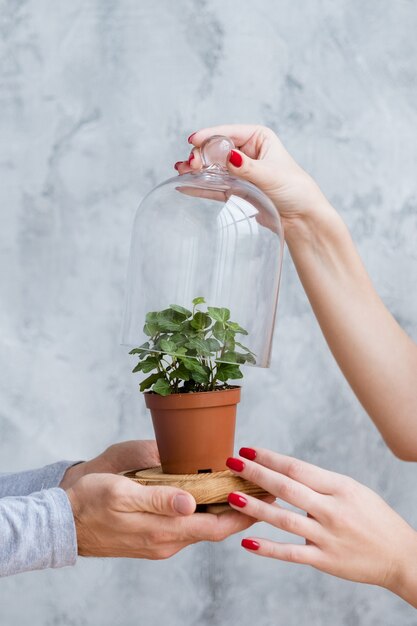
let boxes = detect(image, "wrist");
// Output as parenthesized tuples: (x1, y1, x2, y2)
(283, 198, 345, 248)
(59, 462, 88, 490)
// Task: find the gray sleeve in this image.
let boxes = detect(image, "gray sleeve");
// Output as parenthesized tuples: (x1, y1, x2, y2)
(0, 488, 77, 577)
(0, 461, 81, 498)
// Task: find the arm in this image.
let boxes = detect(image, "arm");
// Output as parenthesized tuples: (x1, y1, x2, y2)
(180, 125, 417, 460)
(285, 207, 417, 460)
(0, 461, 79, 498)
(0, 489, 76, 577)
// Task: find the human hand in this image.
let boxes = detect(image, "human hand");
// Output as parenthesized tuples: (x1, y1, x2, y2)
(67, 472, 255, 560)
(176, 125, 331, 229)
(226, 447, 417, 606)
(60, 440, 160, 489)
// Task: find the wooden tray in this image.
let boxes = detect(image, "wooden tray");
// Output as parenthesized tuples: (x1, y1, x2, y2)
(123, 466, 268, 504)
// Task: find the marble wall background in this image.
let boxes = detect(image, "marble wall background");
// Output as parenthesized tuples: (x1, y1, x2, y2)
(1, 0, 417, 624)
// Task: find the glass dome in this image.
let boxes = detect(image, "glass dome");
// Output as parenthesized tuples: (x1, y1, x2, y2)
(121, 135, 284, 368)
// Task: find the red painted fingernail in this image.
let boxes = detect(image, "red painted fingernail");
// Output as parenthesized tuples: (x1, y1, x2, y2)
(226, 457, 245, 472)
(239, 447, 256, 461)
(174, 161, 183, 171)
(228, 492, 247, 508)
(188, 151, 195, 163)
(242, 538, 260, 551)
(188, 132, 196, 144)
(229, 150, 243, 167)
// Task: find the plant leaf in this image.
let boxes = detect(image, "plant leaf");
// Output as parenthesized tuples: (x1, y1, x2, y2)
(243, 352, 256, 365)
(212, 321, 227, 342)
(140, 372, 163, 392)
(226, 321, 248, 335)
(185, 336, 212, 356)
(190, 312, 211, 331)
(170, 333, 189, 347)
(215, 362, 243, 382)
(160, 339, 177, 354)
(132, 357, 159, 374)
(143, 322, 160, 337)
(207, 337, 221, 352)
(157, 309, 184, 332)
(207, 307, 230, 323)
(152, 378, 172, 396)
(141, 357, 160, 373)
(189, 365, 210, 384)
(129, 342, 150, 355)
(145, 311, 159, 324)
(170, 364, 190, 381)
(169, 304, 192, 318)
(235, 341, 256, 355)
(192, 296, 205, 306)
(218, 351, 238, 363)
(181, 357, 208, 376)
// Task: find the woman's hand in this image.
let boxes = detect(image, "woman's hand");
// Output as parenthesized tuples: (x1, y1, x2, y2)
(226, 447, 417, 607)
(176, 124, 331, 229)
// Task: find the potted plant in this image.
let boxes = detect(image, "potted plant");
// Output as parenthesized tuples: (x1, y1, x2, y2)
(129, 297, 256, 474)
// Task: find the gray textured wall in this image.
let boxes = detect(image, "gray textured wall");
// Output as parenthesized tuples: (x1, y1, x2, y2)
(1, 1, 417, 624)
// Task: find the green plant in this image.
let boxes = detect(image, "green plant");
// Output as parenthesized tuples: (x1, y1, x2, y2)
(129, 297, 256, 396)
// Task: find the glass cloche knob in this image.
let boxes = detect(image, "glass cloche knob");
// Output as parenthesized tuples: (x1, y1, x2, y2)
(121, 135, 284, 367)
(200, 135, 234, 170)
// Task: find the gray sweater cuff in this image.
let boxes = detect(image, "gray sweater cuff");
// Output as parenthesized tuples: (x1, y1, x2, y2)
(48, 488, 78, 569)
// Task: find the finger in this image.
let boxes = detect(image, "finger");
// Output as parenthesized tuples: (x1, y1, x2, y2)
(174, 149, 202, 174)
(117, 440, 160, 471)
(174, 161, 192, 175)
(188, 148, 202, 170)
(239, 447, 340, 495)
(228, 492, 322, 543)
(127, 483, 196, 516)
(225, 147, 281, 193)
(183, 508, 256, 543)
(226, 457, 324, 515)
(241, 536, 322, 566)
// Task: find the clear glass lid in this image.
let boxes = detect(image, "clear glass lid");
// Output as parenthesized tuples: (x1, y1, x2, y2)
(121, 135, 284, 368)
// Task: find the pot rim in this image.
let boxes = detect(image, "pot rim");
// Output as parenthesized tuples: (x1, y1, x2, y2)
(144, 385, 241, 410)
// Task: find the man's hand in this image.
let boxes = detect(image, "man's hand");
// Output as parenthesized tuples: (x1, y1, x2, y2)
(59, 440, 160, 489)
(67, 472, 255, 560)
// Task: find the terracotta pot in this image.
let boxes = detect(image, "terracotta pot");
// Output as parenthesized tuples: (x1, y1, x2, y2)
(144, 387, 240, 474)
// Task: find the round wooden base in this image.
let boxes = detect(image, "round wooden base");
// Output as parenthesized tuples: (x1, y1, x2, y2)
(123, 466, 268, 505)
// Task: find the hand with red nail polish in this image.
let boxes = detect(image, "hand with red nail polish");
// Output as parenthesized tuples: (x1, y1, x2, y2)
(227, 445, 417, 609)
(185, 124, 329, 230)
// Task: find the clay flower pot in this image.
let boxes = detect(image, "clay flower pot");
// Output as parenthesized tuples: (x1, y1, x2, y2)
(144, 387, 240, 474)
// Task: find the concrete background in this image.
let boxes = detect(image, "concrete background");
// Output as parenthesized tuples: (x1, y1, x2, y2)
(1, 0, 417, 624)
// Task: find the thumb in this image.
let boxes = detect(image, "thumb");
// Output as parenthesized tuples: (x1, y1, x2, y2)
(128, 483, 196, 516)
(227, 148, 273, 192)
